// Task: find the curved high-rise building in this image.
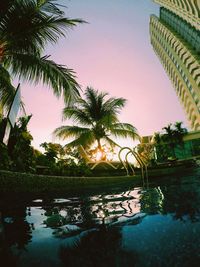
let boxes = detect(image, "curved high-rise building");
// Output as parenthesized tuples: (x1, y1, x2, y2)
(153, 0, 200, 30)
(150, 6, 200, 130)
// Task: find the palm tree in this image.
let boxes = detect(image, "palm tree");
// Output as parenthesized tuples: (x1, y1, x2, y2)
(174, 121, 187, 135)
(174, 122, 187, 158)
(162, 124, 174, 141)
(54, 87, 139, 154)
(162, 123, 177, 157)
(0, 0, 84, 109)
(0, 65, 15, 110)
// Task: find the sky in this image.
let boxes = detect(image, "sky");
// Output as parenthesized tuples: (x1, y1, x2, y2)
(19, 0, 187, 150)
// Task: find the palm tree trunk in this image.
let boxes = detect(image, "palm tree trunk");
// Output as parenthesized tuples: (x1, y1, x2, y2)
(97, 139, 102, 150)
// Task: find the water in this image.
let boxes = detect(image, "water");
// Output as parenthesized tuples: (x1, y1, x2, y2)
(1, 170, 200, 267)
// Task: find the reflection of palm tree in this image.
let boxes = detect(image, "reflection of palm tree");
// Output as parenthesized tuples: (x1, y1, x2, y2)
(0, 202, 33, 266)
(0, 211, 4, 243)
(54, 87, 139, 152)
(0, 0, 83, 109)
(161, 183, 200, 222)
(86, 190, 140, 225)
(0, 203, 33, 266)
(140, 187, 164, 215)
(3, 207, 32, 249)
(59, 226, 138, 267)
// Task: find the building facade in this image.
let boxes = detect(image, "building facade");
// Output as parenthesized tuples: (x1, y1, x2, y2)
(142, 130, 200, 162)
(150, 6, 200, 130)
(156, 130, 200, 161)
(153, 0, 200, 30)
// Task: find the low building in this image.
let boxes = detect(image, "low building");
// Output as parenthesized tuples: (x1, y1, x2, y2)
(141, 131, 200, 162)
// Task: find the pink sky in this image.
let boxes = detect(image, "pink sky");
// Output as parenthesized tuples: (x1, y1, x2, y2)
(19, 0, 187, 150)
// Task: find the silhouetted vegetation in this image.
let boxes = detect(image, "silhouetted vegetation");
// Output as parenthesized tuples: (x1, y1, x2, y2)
(0, 0, 84, 110)
(154, 122, 188, 162)
(0, 115, 35, 172)
(54, 87, 139, 158)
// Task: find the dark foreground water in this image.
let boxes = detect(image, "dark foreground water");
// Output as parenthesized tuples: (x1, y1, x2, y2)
(1, 169, 200, 267)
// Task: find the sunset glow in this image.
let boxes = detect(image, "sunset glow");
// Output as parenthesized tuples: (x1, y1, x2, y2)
(19, 0, 187, 150)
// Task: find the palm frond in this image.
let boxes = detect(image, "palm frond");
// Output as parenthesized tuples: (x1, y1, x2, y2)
(109, 123, 140, 140)
(0, 0, 85, 109)
(0, 1, 13, 18)
(98, 113, 119, 128)
(0, 0, 85, 54)
(0, 65, 15, 110)
(62, 107, 92, 126)
(53, 125, 90, 140)
(104, 136, 121, 148)
(111, 123, 138, 131)
(64, 131, 95, 148)
(5, 54, 80, 105)
(103, 97, 126, 114)
(84, 87, 108, 121)
(85, 87, 99, 118)
(98, 97, 126, 125)
(37, 0, 65, 15)
(75, 97, 92, 111)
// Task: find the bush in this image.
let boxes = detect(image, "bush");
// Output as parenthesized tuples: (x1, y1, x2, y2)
(0, 142, 11, 170)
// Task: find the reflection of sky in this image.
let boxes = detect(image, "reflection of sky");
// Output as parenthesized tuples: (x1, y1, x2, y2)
(26, 207, 46, 229)
(19, 0, 187, 149)
(21, 207, 61, 266)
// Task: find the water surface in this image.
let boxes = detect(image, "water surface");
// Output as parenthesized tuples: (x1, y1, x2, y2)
(1, 169, 200, 266)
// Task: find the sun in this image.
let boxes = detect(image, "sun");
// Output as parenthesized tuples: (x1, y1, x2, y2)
(95, 149, 104, 161)
(90, 145, 115, 162)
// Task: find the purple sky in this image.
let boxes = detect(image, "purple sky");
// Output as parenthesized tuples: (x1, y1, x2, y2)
(20, 0, 187, 149)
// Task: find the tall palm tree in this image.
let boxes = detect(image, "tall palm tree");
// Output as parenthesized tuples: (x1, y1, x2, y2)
(54, 87, 139, 152)
(0, 0, 84, 109)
